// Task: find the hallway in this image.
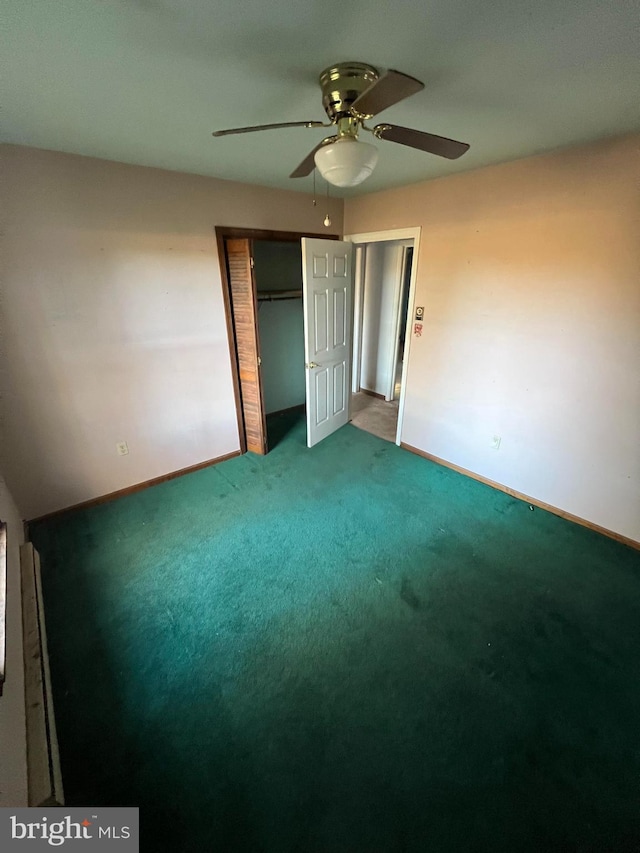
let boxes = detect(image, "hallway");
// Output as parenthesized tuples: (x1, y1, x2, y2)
(350, 392, 399, 443)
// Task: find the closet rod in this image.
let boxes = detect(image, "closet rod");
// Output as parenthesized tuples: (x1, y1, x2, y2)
(257, 289, 302, 302)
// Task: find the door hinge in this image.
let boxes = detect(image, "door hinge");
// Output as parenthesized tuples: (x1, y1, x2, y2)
(250, 257, 255, 270)
(257, 356, 262, 366)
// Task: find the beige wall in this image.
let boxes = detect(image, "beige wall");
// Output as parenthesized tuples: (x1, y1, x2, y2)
(1, 146, 343, 519)
(345, 134, 640, 542)
(0, 475, 27, 806)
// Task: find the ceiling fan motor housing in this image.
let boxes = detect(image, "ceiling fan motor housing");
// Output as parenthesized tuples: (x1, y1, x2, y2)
(319, 62, 379, 122)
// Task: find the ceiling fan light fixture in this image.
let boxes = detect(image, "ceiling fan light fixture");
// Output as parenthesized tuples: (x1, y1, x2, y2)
(314, 137, 379, 187)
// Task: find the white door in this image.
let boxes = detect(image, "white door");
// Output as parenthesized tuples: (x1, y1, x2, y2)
(301, 238, 354, 448)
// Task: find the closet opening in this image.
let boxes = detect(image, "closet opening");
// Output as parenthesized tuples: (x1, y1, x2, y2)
(216, 227, 339, 455)
(253, 240, 306, 449)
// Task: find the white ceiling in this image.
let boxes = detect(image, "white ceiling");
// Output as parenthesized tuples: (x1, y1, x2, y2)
(3, 0, 639, 196)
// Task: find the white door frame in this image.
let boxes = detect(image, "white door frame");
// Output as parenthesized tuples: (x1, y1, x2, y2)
(389, 244, 414, 402)
(351, 245, 366, 396)
(344, 227, 421, 446)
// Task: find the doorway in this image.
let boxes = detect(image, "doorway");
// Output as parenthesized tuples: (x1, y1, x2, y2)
(346, 228, 421, 445)
(216, 227, 340, 454)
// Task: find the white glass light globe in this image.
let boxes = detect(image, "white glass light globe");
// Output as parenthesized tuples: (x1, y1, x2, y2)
(314, 137, 379, 188)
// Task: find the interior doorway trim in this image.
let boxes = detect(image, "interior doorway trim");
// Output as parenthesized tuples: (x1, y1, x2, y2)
(344, 227, 421, 446)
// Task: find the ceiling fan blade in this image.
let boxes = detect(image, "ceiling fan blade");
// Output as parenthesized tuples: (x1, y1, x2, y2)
(351, 69, 424, 118)
(374, 124, 470, 159)
(289, 137, 336, 178)
(212, 121, 325, 138)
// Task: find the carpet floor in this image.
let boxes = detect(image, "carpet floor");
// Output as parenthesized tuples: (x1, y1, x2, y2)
(29, 412, 640, 852)
(350, 392, 399, 443)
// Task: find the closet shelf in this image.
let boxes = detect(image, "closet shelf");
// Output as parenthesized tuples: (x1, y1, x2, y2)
(257, 289, 302, 302)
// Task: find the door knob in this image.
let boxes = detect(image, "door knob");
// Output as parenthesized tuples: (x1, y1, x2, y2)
(306, 361, 321, 369)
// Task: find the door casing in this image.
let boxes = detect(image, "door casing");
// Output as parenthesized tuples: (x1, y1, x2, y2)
(344, 227, 422, 446)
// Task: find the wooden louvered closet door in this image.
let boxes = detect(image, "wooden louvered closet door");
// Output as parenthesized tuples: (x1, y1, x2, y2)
(225, 238, 267, 454)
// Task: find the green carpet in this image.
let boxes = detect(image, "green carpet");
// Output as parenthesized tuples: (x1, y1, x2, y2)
(29, 413, 640, 852)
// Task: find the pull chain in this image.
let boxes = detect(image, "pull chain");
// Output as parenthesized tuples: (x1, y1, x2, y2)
(324, 178, 331, 228)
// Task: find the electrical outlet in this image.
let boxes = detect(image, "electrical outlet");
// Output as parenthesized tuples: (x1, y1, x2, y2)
(116, 441, 129, 456)
(490, 435, 501, 451)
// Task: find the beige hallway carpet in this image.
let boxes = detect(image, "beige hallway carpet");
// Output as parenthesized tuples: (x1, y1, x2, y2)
(350, 392, 399, 443)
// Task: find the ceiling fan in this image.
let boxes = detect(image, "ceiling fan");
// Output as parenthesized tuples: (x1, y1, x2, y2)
(212, 62, 470, 188)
